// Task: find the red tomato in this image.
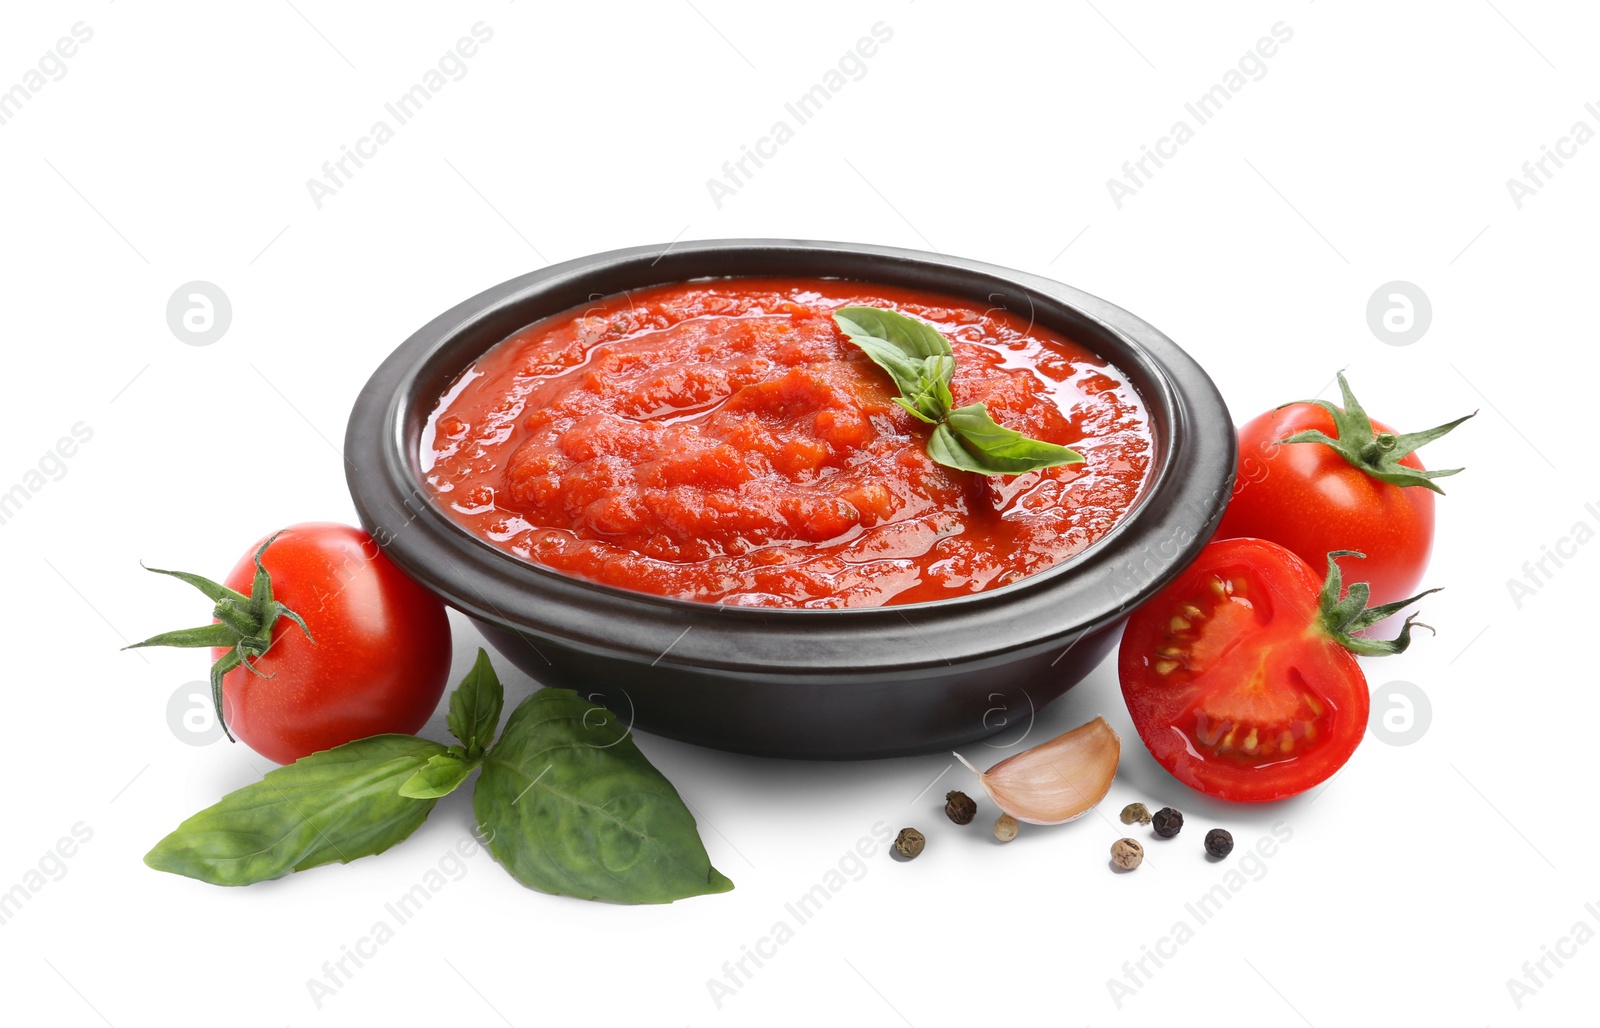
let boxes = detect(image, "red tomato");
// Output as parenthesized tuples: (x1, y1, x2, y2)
(1118, 538, 1371, 802)
(213, 523, 451, 764)
(1218, 375, 1471, 609)
(1221, 407, 1427, 606)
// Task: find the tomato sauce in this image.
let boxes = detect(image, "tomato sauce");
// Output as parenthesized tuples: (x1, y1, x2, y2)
(421, 278, 1152, 607)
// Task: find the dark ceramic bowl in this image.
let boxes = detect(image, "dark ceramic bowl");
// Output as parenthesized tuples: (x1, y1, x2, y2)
(345, 240, 1234, 759)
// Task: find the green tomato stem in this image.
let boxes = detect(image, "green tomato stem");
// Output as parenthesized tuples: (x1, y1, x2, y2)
(127, 533, 314, 743)
(1277, 372, 1474, 494)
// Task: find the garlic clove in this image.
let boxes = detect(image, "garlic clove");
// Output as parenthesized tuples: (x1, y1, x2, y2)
(954, 716, 1120, 825)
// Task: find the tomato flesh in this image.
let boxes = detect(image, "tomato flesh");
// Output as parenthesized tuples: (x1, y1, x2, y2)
(1119, 538, 1368, 802)
(213, 523, 453, 764)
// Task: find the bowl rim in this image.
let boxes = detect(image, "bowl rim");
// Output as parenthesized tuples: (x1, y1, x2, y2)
(345, 239, 1236, 674)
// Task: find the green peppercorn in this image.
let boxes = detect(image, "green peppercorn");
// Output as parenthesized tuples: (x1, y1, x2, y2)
(893, 827, 926, 859)
(993, 814, 1020, 842)
(1120, 802, 1153, 825)
(1152, 807, 1184, 838)
(945, 790, 977, 825)
(1204, 828, 1234, 859)
(1110, 837, 1144, 872)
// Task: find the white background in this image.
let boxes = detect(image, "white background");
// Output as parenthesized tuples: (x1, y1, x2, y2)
(1, 2, 1595, 1026)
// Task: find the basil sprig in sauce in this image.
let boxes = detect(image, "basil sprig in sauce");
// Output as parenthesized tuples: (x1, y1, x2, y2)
(832, 306, 1084, 475)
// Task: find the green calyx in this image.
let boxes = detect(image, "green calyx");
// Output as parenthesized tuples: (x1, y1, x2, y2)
(1316, 550, 1438, 657)
(1277, 372, 1475, 494)
(832, 306, 1084, 476)
(125, 533, 313, 742)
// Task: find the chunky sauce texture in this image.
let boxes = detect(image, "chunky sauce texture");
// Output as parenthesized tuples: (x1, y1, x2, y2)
(422, 278, 1152, 607)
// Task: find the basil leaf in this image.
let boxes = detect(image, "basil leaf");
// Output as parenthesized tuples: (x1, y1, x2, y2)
(833, 306, 954, 401)
(836, 305, 1086, 477)
(447, 647, 504, 758)
(474, 689, 734, 904)
(893, 354, 957, 423)
(833, 306, 954, 360)
(145, 735, 446, 886)
(930, 402, 1085, 474)
(398, 753, 477, 799)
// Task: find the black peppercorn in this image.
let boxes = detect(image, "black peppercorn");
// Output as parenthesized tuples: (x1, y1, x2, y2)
(1204, 828, 1234, 858)
(894, 827, 926, 859)
(1151, 807, 1184, 838)
(945, 790, 977, 825)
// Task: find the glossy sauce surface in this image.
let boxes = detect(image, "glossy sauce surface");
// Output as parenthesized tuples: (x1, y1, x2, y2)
(422, 278, 1152, 607)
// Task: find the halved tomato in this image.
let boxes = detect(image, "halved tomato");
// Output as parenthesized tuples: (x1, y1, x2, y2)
(1117, 538, 1434, 802)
